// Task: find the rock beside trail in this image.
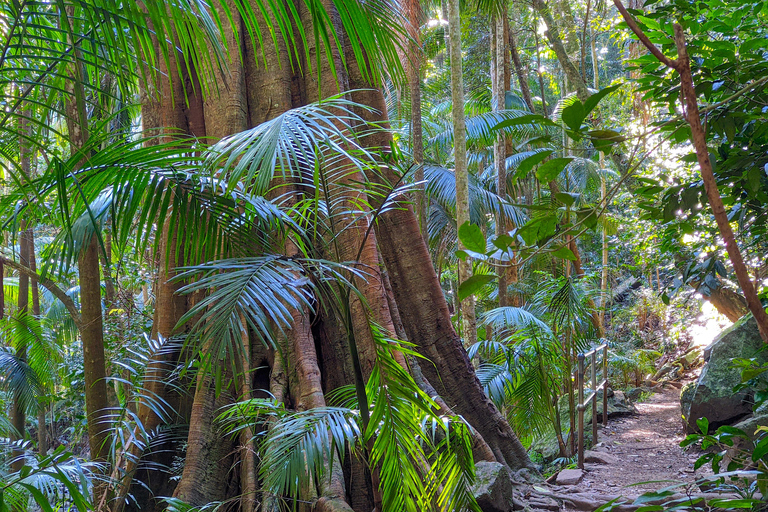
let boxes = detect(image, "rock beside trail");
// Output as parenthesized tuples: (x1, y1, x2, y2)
(733, 402, 768, 439)
(583, 450, 618, 464)
(680, 315, 766, 433)
(471, 461, 515, 512)
(555, 469, 584, 485)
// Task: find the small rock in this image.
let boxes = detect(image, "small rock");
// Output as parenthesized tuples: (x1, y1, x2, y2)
(555, 469, 584, 486)
(583, 450, 618, 464)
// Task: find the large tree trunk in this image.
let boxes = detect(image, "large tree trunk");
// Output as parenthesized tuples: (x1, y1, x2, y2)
(79, 236, 111, 465)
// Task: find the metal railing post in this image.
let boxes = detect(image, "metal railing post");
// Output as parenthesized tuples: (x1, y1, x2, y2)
(577, 353, 585, 469)
(591, 350, 598, 447)
(603, 344, 609, 427)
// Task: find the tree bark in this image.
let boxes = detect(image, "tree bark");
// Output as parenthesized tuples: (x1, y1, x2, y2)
(447, 0, 477, 349)
(493, 15, 509, 308)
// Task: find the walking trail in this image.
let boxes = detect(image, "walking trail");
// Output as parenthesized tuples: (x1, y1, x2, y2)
(577, 385, 709, 497)
(534, 384, 718, 512)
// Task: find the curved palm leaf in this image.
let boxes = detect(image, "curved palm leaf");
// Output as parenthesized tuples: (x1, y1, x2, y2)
(480, 306, 552, 334)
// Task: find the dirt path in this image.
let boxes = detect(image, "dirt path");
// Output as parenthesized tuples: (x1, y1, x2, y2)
(576, 385, 710, 498)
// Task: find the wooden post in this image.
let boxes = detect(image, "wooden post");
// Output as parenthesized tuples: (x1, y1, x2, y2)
(603, 345, 609, 427)
(577, 353, 585, 469)
(591, 351, 598, 446)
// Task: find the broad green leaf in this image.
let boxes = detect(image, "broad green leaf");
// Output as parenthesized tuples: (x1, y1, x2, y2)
(697, 417, 709, 435)
(492, 234, 516, 251)
(458, 222, 487, 254)
(552, 246, 576, 261)
(587, 130, 626, 142)
(752, 437, 768, 461)
(562, 101, 586, 131)
(584, 84, 622, 115)
(708, 499, 759, 509)
(458, 274, 496, 301)
(536, 157, 574, 182)
(516, 149, 553, 179)
(554, 192, 579, 207)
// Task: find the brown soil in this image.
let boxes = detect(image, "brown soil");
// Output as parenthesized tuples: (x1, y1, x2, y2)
(576, 384, 710, 499)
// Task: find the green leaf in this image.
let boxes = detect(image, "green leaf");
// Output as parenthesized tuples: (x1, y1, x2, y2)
(752, 437, 768, 461)
(708, 499, 758, 509)
(584, 84, 622, 116)
(536, 157, 574, 182)
(562, 101, 586, 131)
(697, 417, 709, 435)
(493, 114, 558, 130)
(492, 234, 516, 251)
(554, 192, 579, 207)
(458, 222, 487, 254)
(458, 274, 496, 301)
(517, 149, 553, 178)
(552, 246, 577, 261)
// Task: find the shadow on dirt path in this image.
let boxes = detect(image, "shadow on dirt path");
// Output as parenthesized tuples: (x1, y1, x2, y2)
(577, 385, 710, 497)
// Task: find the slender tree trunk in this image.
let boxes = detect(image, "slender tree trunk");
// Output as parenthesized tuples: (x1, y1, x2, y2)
(447, 0, 477, 348)
(10, 223, 30, 471)
(30, 244, 47, 456)
(403, 0, 428, 242)
(508, 19, 535, 112)
(671, 26, 768, 342)
(62, 9, 112, 499)
(493, 15, 509, 308)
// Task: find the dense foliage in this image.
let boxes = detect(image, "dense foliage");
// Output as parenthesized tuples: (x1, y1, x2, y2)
(1, 0, 767, 511)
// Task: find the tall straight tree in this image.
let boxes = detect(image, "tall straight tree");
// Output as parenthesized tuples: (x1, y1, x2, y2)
(447, 0, 477, 346)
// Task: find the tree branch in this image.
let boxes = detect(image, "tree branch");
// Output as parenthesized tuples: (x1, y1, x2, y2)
(0, 257, 82, 328)
(613, 0, 678, 70)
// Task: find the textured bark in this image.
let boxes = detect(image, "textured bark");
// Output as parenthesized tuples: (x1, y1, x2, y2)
(171, 370, 236, 505)
(447, 0, 477, 349)
(405, 1, 428, 242)
(62, 10, 112, 491)
(699, 283, 749, 323)
(30, 243, 46, 456)
(533, 0, 589, 102)
(117, 46, 202, 512)
(493, 15, 509, 308)
(79, 237, 111, 466)
(11, 102, 33, 469)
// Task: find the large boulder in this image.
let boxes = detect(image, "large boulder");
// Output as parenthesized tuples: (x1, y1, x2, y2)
(681, 315, 766, 433)
(471, 461, 515, 512)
